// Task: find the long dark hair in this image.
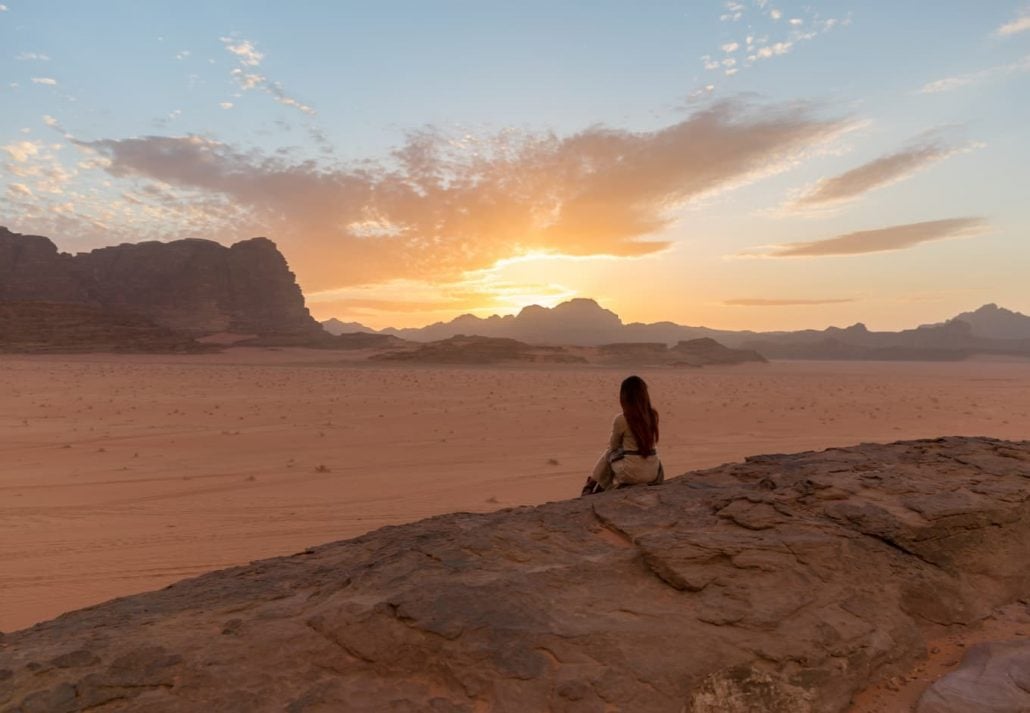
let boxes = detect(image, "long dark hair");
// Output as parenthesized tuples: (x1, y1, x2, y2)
(620, 375, 659, 454)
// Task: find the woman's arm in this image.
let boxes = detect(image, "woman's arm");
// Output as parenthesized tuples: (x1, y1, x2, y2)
(608, 414, 624, 451)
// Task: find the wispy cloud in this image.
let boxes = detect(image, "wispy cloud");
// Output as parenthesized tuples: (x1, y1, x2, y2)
(0, 4, 8, 11)
(754, 217, 987, 258)
(704, 4, 849, 83)
(15, 52, 50, 61)
(919, 55, 1030, 93)
(81, 101, 853, 291)
(723, 297, 856, 306)
(789, 136, 972, 209)
(30, 77, 57, 85)
(221, 38, 263, 66)
(219, 36, 314, 115)
(996, 8, 1030, 36)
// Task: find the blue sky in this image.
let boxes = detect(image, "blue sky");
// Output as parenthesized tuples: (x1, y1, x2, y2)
(2, 1, 1028, 329)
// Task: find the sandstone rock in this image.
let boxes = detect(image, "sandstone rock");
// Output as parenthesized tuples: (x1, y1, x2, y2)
(372, 334, 588, 364)
(916, 640, 1030, 713)
(594, 339, 766, 367)
(669, 337, 767, 366)
(0, 227, 319, 337)
(0, 302, 210, 353)
(0, 437, 1028, 712)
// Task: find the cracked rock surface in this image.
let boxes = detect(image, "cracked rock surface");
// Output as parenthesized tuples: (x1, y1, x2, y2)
(1, 436, 1028, 713)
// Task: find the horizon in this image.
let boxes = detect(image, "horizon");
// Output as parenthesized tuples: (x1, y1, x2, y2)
(323, 295, 1024, 335)
(2, 2, 1030, 330)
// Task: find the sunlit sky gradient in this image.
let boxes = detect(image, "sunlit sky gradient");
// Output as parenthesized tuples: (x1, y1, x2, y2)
(2, 1, 1029, 330)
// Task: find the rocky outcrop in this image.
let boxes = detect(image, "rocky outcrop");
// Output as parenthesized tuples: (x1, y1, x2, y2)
(595, 338, 765, 366)
(372, 334, 588, 364)
(670, 337, 766, 366)
(0, 302, 211, 353)
(0, 227, 319, 336)
(1, 437, 1028, 712)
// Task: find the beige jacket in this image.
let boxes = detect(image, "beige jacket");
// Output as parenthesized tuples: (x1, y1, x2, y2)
(592, 413, 661, 489)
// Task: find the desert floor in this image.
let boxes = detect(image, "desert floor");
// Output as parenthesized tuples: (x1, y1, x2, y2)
(1, 350, 1028, 633)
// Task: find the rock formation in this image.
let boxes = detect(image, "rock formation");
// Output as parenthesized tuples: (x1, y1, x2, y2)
(1, 436, 1028, 712)
(351, 296, 1030, 359)
(372, 334, 587, 364)
(0, 227, 320, 337)
(595, 338, 765, 367)
(0, 302, 210, 353)
(927, 303, 1030, 341)
(321, 318, 376, 336)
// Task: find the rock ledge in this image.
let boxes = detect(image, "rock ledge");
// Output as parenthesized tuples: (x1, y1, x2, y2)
(1, 436, 1028, 712)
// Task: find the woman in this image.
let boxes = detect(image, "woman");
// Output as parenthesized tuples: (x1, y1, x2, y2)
(581, 375, 664, 496)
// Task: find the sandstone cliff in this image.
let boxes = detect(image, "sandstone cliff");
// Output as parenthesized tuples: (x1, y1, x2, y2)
(1, 437, 1028, 712)
(0, 302, 211, 353)
(0, 227, 319, 336)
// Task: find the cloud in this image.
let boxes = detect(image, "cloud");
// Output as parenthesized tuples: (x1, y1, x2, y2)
(220, 37, 263, 66)
(723, 297, 855, 306)
(703, 7, 848, 85)
(81, 100, 854, 291)
(755, 41, 793, 59)
(219, 101, 234, 109)
(0, 4, 7, 10)
(758, 217, 987, 257)
(1, 140, 76, 197)
(16, 52, 50, 61)
(7, 183, 33, 197)
(790, 137, 967, 208)
(31, 77, 57, 85)
(219, 35, 314, 115)
(919, 55, 1030, 93)
(996, 9, 1030, 36)
(175, 50, 191, 60)
(2, 140, 42, 162)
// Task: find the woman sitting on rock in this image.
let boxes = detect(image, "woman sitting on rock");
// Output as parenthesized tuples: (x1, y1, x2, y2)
(581, 375, 664, 495)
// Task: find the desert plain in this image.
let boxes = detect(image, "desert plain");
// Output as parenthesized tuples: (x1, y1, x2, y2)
(1, 350, 1028, 635)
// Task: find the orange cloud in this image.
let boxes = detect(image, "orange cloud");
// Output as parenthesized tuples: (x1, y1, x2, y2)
(84, 101, 852, 292)
(792, 139, 958, 208)
(764, 217, 986, 257)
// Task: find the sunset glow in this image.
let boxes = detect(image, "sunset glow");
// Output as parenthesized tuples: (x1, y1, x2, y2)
(2, 2, 1028, 330)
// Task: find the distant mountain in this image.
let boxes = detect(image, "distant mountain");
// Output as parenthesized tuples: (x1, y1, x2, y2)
(321, 298, 1030, 361)
(322, 318, 376, 336)
(928, 303, 1030, 340)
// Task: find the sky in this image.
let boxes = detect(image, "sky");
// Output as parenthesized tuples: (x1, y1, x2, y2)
(1, 1, 1028, 331)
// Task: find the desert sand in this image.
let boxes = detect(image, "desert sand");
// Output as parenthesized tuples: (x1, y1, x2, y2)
(1, 350, 1028, 633)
